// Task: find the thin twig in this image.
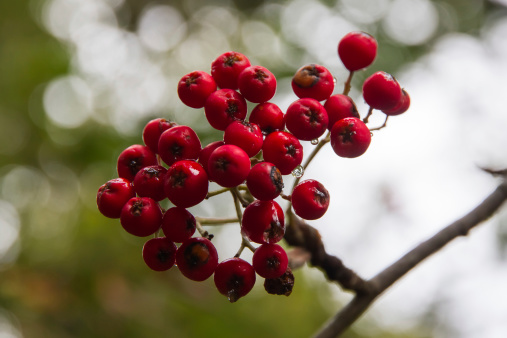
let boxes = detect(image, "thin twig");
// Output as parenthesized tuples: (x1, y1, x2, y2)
(195, 216, 239, 225)
(343, 71, 354, 96)
(369, 115, 389, 131)
(362, 107, 374, 124)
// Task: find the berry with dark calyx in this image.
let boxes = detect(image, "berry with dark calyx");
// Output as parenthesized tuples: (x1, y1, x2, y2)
(291, 64, 334, 101)
(117, 144, 158, 181)
(362, 71, 402, 111)
(211, 51, 251, 90)
(161, 207, 196, 243)
(246, 162, 284, 201)
(262, 131, 303, 175)
(177, 70, 217, 109)
(224, 120, 263, 158)
(198, 140, 225, 176)
(120, 197, 163, 237)
(142, 118, 177, 154)
(158, 125, 201, 167)
(382, 89, 410, 116)
(164, 160, 208, 208)
(291, 179, 330, 220)
(330, 117, 371, 158)
(249, 102, 285, 135)
(252, 243, 288, 279)
(284, 98, 329, 141)
(207, 145, 251, 188)
(338, 31, 377, 71)
(142, 237, 177, 271)
(133, 165, 167, 202)
(214, 258, 256, 302)
(324, 94, 360, 131)
(237, 65, 276, 103)
(176, 237, 219, 282)
(264, 266, 294, 296)
(204, 89, 248, 131)
(242, 199, 285, 244)
(97, 178, 135, 219)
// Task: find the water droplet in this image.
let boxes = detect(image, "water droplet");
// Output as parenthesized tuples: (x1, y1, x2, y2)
(310, 138, 319, 145)
(370, 132, 374, 137)
(333, 77, 337, 85)
(291, 165, 304, 178)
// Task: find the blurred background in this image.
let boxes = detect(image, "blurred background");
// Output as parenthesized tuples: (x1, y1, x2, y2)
(2, 0, 507, 337)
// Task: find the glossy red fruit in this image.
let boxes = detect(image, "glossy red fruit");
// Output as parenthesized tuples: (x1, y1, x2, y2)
(211, 51, 251, 90)
(176, 237, 219, 281)
(214, 258, 256, 302)
(164, 160, 208, 208)
(248, 102, 285, 135)
(291, 64, 334, 101)
(362, 71, 402, 111)
(161, 207, 196, 243)
(252, 243, 288, 279)
(382, 89, 410, 116)
(198, 140, 225, 176)
(117, 144, 158, 181)
(133, 165, 167, 202)
(142, 237, 177, 271)
(237, 65, 276, 103)
(207, 145, 251, 188)
(97, 178, 135, 219)
(242, 200, 285, 244)
(330, 117, 371, 158)
(338, 31, 377, 71)
(324, 94, 360, 130)
(224, 121, 263, 157)
(204, 89, 248, 131)
(177, 70, 217, 108)
(158, 125, 201, 167)
(246, 162, 284, 201)
(262, 131, 303, 175)
(142, 118, 177, 154)
(284, 98, 328, 141)
(291, 179, 330, 220)
(120, 197, 162, 237)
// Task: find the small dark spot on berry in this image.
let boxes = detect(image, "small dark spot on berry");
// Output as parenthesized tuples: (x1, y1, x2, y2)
(184, 242, 210, 268)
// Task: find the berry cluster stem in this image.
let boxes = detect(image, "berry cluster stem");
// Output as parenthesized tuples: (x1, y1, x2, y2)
(362, 107, 374, 123)
(195, 216, 239, 225)
(230, 190, 256, 257)
(369, 115, 389, 131)
(196, 221, 214, 240)
(342, 71, 354, 96)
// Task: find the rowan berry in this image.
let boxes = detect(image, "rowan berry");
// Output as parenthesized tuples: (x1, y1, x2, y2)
(291, 180, 330, 220)
(164, 160, 208, 208)
(97, 178, 135, 219)
(338, 31, 377, 71)
(362, 71, 402, 111)
(324, 94, 360, 130)
(211, 51, 251, 90)
(161, 207, 196, 243)
(252, 243, 288, 279)
(204, 89, 247, 131)
(246, 162, 284, 201)
(214, 258, 256, 302)
(158, 125, 201, 167)
(177, 70, 217, 108)
(284, 98, 329, 141)
(248, 102, 285, 135)
(382, 89, 410, 116)
(237, 65, 276, 103)
(330, 117, 371, 158)
(262, 131, 303, 175)
(291, 64, 334, 101)
(207, 145, 251, 188)
(176, 237, 219, 282)
(242, 200, 285, 244)
(142, 237, 177, 271)
(198, 140, 225, 176)
(133, 165, 167, 202)
(120, 197, 162, 237)
(223, 120, 263, 158)
(117, 144, 158, 181)
(142, 118, 177, 154)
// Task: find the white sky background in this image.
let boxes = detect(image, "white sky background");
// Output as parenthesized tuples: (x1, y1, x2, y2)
(1, 0, 506, 336)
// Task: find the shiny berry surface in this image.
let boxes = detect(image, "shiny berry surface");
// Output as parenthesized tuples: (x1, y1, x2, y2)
(262, 131, 303, 175)
(291, 180, 330, 220)
(237, 65, 276, 103)
(133, 165, 167, 202)
(330, 117, 371, 158)
(117, 144, 158, 181)
(211, 51, 251, 90)
(176, 237, 219, 282)
(362, 71, 402, 111)
(246, 162, 284, 201)
(142, 118, 177, 154)
(164, 160, 208, 208)
(338, 31, 377, 71)
(177, 70, 217, 108)
(291, 64, 334, 101)
(223, 120, 263, 158)
(252, 243, 288, 279)
(120, 197, 162, 237)
(207, 145, 251, 188)
(324, 94, 360, 130)
(248, 102, 285, 135)
(382, 89, 410, 116)
(158, 125, 201, 167)
(97, 178, 135, 219)
(142, 237, 177, 271)
(204, 89, 248, 131)
(161, 207, 196, 243)
(214, 258, 256, 302)
(242, 200, 285, 244)
(284, 98, 329, 141)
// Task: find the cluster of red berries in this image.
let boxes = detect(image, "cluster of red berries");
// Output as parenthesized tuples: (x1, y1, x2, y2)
(96, 31, 410, 302)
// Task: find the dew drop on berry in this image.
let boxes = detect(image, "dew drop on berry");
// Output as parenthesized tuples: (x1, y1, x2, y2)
(333, 77, 337, 85)
(310, 138, 319, 145)
(291, 165, 304, 178)
(370, 131, 374, 137)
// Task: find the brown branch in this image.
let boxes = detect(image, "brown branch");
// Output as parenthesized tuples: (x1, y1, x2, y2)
(314, 180, 507, 338)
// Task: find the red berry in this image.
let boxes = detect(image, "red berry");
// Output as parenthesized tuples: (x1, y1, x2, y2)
(284, 98, 329, 141)
(117, 144, 158, 181)
(324, 94, 360, 130)
(204, 89, 247, 131)
(198, 140, 225, 176)
(177, 70, 217, 108)
(252, 243, 288, 279)
(142, 118, 177, 154)
(176, 237, 219, 282)
(237, 65, 276, 103)
(246, 162, 284, 201)
(338, 31, 377, 71)
(164, 160, 209, 208)
(262, 131, 303, 175)
(158, 125, 201, 167)
(161, 207, 196, 243)
(142, 237, 177, 271)
(211, 51, 251, 90)
(249, 102, 285, 135)
(330, 117, 371, 158)
(207, 145, 251, 188)
(97, 178, 135, 219)
(133, 165, 167, 202)
(120, 197, 162, 237)
(291, 179, 330, 220)
(242, 200, 285, 244)
(362, 71, 402, 111)
(214, 258, 256, 302)
(291, 64, 334, 101)
(382, 89, 410, 116)
(224, 120, 263, 157)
